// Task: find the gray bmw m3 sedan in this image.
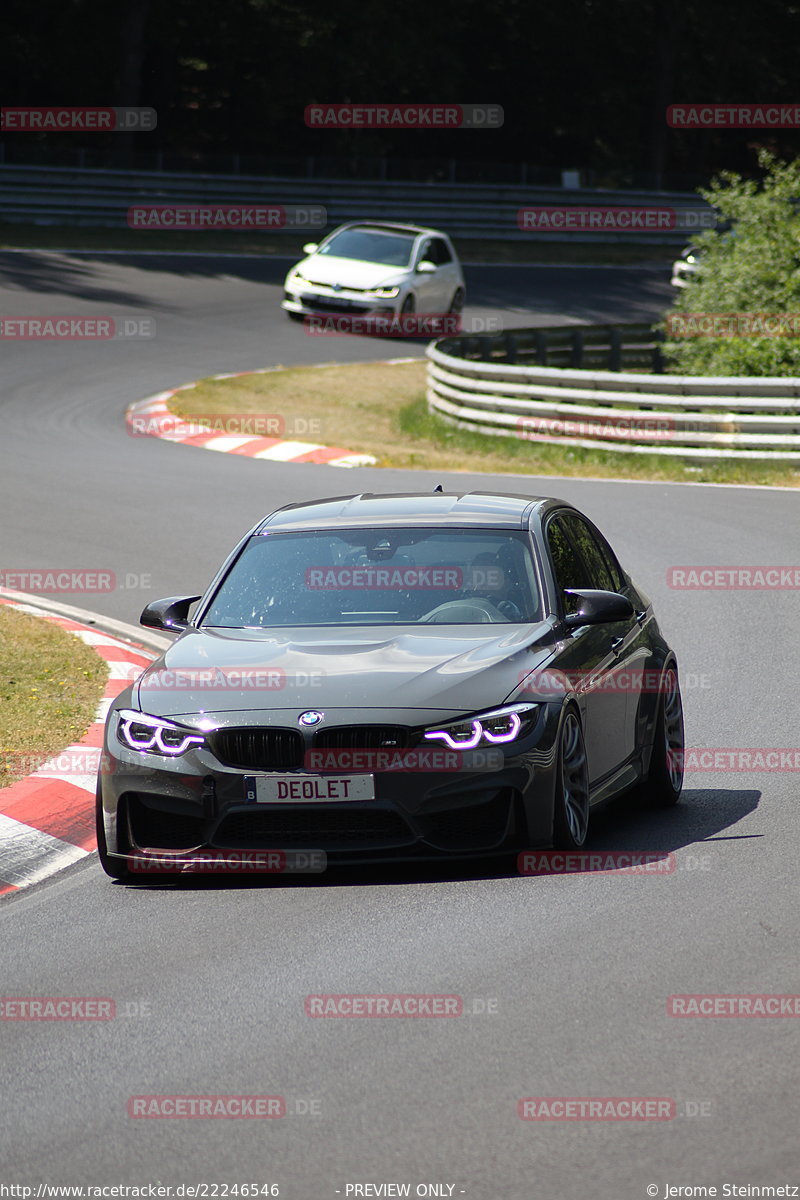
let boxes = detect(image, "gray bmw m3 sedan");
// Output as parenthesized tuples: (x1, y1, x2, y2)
(97, 491, 684, 880)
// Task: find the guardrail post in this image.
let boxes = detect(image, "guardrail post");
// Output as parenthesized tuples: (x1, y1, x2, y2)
(570, 329, 584, 368)
(535, 330, 548, 365)
(609, 327, 622, 372)
(505, 334, 518, 364)
(652, 332, 665, 374)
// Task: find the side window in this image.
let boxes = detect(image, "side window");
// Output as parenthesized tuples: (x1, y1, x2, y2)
(560, 514, 617, 592)
(592, 526, 625, 592)
(546, 517, 591, 614)
(431, 238, 452, 264)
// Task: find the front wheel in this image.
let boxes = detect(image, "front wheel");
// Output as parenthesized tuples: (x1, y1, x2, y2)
(448, 287, 465, 314)
(552, 710, 590, 849)
(401, 294, 416, 314)
(637, 664, 684, 807)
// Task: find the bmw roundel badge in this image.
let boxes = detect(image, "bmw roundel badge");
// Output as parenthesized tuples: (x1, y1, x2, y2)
(299, 711, 324, 727)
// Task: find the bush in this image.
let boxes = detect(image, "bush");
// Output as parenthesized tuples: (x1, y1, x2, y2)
(659, 150, 800, 375)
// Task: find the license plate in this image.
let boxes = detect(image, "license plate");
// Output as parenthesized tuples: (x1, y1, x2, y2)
(244, 774, 375, 804)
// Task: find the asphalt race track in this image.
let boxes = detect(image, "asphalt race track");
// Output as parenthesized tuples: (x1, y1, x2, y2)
(1, 251, 798, 1198)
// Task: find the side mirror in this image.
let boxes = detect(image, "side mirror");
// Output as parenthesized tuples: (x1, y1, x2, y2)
(563, 589, 634, 628)
(302, 242, 319, 255)
(416, 260, 437, 274)
(140, 595, 202, 633)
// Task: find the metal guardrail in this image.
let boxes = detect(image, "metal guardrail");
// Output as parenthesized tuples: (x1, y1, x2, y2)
(0, 146, 712, 192)
(426, 325, 800, 459)
(0, 164, 707, 242)
(441, 324, 663, 372)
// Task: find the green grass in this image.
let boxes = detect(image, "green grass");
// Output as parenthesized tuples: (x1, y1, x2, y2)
(0, 605, 108, 789)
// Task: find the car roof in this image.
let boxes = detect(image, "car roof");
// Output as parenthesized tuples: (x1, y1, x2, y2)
(257, 491, 566, 532)
(328, 221, 448, 240)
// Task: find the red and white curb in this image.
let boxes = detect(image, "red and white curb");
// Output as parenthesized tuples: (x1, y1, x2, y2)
(126, 366, 379, 467)
(0, 595, 156, 896)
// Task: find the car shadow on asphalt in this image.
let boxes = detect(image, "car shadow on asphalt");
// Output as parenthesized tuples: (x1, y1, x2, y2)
(115, 786, 761, 892)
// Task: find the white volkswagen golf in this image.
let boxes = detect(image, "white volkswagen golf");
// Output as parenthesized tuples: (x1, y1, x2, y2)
(282, 221, 465, 318)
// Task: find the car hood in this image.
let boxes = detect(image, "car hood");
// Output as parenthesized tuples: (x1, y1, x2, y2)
(294, 255, 406, 290)
(133, 624, 556, 718)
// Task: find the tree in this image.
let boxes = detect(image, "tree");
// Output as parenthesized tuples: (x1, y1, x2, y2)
(661, 150, 800, 375)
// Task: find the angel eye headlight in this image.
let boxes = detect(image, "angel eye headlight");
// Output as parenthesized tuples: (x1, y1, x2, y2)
(423, 703, 538, 750)
(369, 286, 400, 298)
(117, 709, 206, 757)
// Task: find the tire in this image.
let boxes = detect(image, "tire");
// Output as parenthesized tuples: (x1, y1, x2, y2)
(448, 287, 465, 314)
(95, 782, 131, 881)
(401, 294, 416, 314)
(286, 311, 304, 322)
(552, 709, 590, 850)
(638, 664, 684, 807)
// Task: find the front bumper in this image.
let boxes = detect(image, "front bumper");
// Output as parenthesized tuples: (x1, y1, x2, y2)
(99, 705, 562, 868)
(282, 287, 399, 316)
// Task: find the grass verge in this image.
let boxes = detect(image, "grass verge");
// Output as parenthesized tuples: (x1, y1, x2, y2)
(169, 359, 800, 487)
(0, 605, 107, 789)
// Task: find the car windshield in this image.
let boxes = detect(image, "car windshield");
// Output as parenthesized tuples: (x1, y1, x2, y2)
(202, 529, 542, 628)
(317, 228, 417, 268)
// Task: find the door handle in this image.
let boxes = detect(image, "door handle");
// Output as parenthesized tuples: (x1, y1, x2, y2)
(635, 610, 647, 624)
(610, 637, 625, 654)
